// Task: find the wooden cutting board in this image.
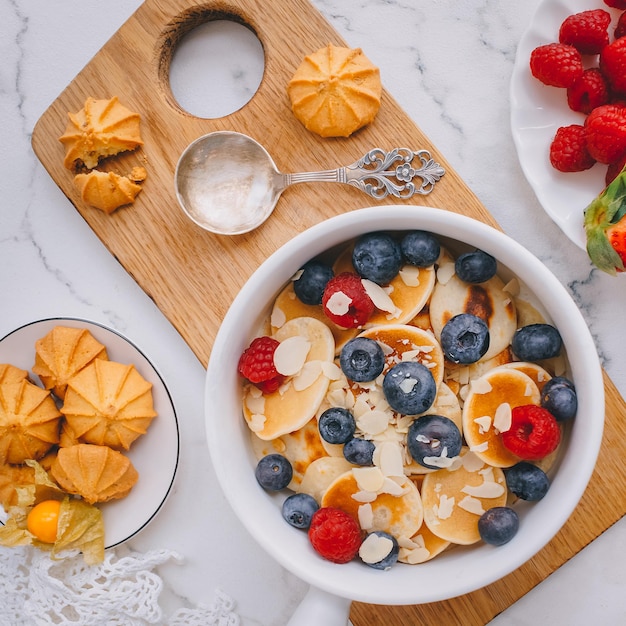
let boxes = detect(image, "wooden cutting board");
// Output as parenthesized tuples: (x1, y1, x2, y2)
(31, 0, 626, 623)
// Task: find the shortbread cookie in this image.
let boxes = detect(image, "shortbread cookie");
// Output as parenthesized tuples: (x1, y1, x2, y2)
(33, 325, 108, 400)
(59, 96, 142, 171)
(287, 44, 382, 137)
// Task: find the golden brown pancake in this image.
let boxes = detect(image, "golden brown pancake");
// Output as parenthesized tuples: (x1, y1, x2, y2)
(462, 366, 541, 468)
(321, 469, 423, 539)
(270, 281, 357, 354)
(297, 455, 355, 502)
(333, 246, 437, 327)
(397, 520, 451, 564)
(421, 448, 507, 544)
(242, 317, 335, 440)
(429, 273, 517, 362)
(249, 416, 329, 490)
(358, 324, 445, 387)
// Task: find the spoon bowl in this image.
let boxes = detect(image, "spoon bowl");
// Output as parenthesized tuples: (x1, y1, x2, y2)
(175, 131, 445, 235)
(175, 132, 282, 235)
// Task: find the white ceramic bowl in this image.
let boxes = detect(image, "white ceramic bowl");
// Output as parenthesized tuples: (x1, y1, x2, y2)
(205, 206, 604, 622)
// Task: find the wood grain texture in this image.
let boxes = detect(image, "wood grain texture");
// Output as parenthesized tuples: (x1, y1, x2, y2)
(31, 0, 625, 622)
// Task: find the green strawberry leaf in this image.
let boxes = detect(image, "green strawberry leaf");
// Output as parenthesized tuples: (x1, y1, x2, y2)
(584, 165, 626, 275)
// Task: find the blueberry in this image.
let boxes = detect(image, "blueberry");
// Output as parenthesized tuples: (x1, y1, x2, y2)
(440, 313, 490, 364)
(359, 531, 399, 570)
(541, 376, 577, 421)
(382, 361, 437, 415)
(504, 462, 550, 501)
(282, 493, 319, 529)
(293, 261, 334, 305)
(318, 407, 356, 444)
(400, 231, 441, 267)
(340, 337, 385, 382)
(455, 249, 497, 284)
(478, 507, 519, 546)
(352, 232, 403, 285)
(343, 437, 375, 466)
(406, 414, 463, 469)
(512, 324, 562, 361)
(255, 454, 293, 491)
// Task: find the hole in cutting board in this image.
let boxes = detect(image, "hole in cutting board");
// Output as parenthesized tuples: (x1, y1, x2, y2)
(169, 20, 265, 119)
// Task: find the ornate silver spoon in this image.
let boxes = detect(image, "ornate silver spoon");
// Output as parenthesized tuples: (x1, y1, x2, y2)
(175, 131, 445, 235)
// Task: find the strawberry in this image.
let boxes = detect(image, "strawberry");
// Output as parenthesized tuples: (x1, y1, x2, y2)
(600, 37, 626, 95)
(584, 104, 626, 164)
(237, 336, 285, 393)
(606, 152, 626, 186)
(549, 124, 596, 172)
(559, 9, 611, 55)
(567, 68, 610, 114)
(308, 507, 363, 564)
(501, 405, 561, 461)
(530, 43, 583, 88)
(584, 162, 626, 274)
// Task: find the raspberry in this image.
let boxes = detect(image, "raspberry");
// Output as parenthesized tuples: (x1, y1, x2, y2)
(549, 125, 595, 172)
(308, 507, 362, 564)
(237, 336, 285, 393)
(322, 272, 375, 328)
(530, 43, 583, 88)
(616, 11, 626, 39)
(567, 68, 610, 114)
(584, 104, 626, 164)
(606, 152, 626, 185)
(501, 405, 561, 461)
(600, 37, 626, 94)
(559, 9, 611, 55)
(604, 0, 626, 9)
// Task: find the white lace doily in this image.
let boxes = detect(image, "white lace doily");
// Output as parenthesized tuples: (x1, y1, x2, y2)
(0, 545, 240, 626)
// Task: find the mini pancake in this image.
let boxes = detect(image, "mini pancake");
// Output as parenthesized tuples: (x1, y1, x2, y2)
(321, 469, 423, 539)
(333, 246, 436, 327)
(297, 455, 355, 502)
(429, 272, 517, 362)
(408, 302, 433, 332)
(500, 361, 552, 392)
(421, 448, 508, 545)
(514, 295, 546, 327)
(242, 317, 335, 440)
(270, 281, 358, 354)
(249, 416, 329, 490)
(358, 324, 445, 388)
(444, 347, 514, 397)
(397, 521, 451, 564)
(462, 366, 541, 468)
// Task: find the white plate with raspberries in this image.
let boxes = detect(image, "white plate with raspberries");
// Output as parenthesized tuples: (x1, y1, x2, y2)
(510, 0, 626, 251)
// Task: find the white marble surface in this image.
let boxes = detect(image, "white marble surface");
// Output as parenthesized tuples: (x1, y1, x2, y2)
(2, 0, 626, 623)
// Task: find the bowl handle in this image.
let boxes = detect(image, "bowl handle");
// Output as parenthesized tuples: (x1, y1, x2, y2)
(287, 586, 352, 626)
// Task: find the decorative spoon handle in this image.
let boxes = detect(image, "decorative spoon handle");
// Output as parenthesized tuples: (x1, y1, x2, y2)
(283, 148, 445, 199)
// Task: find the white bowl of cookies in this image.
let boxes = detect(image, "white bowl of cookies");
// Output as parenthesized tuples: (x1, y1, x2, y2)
(205, 206, 604, 622)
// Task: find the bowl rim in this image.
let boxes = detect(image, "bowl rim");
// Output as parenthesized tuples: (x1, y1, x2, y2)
(205, 206, 604, 605)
